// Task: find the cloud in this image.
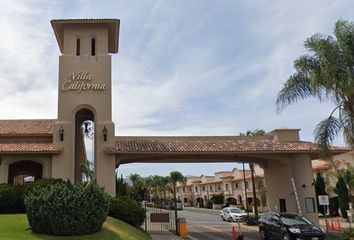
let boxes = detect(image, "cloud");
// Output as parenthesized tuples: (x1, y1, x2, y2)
(0, 0, 351, 176)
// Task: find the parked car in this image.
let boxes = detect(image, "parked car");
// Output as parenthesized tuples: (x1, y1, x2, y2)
(220, 207, 247, 222)
(162, 201, 183, 210)
(258, 212, 325, 240)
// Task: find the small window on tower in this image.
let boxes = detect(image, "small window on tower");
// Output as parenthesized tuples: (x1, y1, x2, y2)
(91, 38, 96, 56)
(76, 38, 80, 56)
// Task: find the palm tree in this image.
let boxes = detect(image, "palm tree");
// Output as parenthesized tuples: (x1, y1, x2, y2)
(169, 171, 186, 235)
(158, 176, 170, 202)
(151, 175, 161, 203)
(246, 129, 266, 217)
(143, 176, 154, 202)
(128, 173, 144, 200)
(129, 173, 142, 188)
(276, 19, 354, 153)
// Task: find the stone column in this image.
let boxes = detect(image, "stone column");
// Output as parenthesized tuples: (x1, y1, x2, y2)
(262, 158, 298, 213)
(291, 154, 319, 225)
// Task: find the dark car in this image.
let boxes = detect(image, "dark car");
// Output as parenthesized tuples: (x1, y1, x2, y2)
(258, 212, 325, 240)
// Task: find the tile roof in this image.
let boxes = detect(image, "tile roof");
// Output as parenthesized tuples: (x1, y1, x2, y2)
(112, 136, 348, 154)
(0, 120, 61, 153)
(0, 138, 61, 153)
(0, 119, 55, 137)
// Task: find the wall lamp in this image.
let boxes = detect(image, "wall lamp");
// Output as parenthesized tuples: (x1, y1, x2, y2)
(59, 126, 64, 141)
(103, 126, 107, 142)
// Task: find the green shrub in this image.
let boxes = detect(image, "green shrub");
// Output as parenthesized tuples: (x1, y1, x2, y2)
(206, 200, 213, 209)
(0, 184, 20, 213)
(211, 195, 224, 204)
(109, 196, 146, 227)
(25, 181, 110, 236)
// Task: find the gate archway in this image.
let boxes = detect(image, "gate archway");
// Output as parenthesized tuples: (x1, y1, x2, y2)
(8, 160, 43, 185)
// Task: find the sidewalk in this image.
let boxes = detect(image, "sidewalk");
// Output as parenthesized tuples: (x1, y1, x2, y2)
(184, 206, 220, 216)
(150, 230, 183, 240)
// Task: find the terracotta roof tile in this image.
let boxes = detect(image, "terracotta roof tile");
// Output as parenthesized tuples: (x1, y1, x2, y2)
(112, 136, 348, 153)
(0, 119, 55, 137)
(0, 138, 61, 153)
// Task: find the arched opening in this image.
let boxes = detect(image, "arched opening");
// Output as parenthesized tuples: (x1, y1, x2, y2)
(8, 160, 42, 185)
(226, 197, 237, 205)
(196, 197, 204, 207)
(237, 195, 243, 205)
(75, 108, 95, 183)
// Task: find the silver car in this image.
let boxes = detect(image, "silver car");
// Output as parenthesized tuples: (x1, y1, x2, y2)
(220, 207, 247, 222)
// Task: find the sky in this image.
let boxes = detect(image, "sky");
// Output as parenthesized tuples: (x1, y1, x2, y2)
(1, 0, 353, 178)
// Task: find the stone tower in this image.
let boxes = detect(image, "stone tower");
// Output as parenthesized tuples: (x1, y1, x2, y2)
(51, 19, 120, 195)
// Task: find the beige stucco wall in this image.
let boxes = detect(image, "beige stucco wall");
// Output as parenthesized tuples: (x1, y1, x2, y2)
(52, 23, 116, 196)
(263, 155, 319, 225)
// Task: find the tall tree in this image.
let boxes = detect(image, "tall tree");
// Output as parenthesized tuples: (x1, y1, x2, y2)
(169, 171, 186, 235)
(256, 176, 267, 212)
(115, 173, 128, 197)
(246, 129, 266, 217)
(314, 172, 327, 215)
(276, 20, 354, 152)
(335, 173, 349, 218)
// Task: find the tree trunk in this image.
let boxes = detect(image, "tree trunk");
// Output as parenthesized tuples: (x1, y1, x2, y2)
(250, 163, 258, 217)
(174, 184, 179, 235)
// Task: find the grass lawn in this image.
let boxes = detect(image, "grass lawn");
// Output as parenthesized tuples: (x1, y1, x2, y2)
(0, 214, 151, 240)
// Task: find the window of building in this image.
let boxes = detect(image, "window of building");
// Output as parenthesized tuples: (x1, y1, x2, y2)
(76, 38, 80, 56)
(189, 187, 192, 192)
(195, 187, 198, 192)
(235, 183, 239, 188)
(210, 185, 213, 191)
(183, 188, 185, 193)
(202, 186, 205, 191)
(217, 185, 221, 190)
(305, 197, 315, 213)
(225, 184, 229, 190)
(91, 38, 96, 56)
(245, 181, 249, 189)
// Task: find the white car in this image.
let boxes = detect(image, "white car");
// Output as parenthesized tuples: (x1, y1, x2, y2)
(220, 207, 247, 222)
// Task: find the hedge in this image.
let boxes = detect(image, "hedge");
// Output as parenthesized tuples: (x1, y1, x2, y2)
(109, 196, 146, 227)
(25, 181, 110, 236)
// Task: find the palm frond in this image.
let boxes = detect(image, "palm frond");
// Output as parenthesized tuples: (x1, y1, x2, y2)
(339, 109, 354, 146)
(276, 72, 314, 113)
(334, 20, 354, 67)
(314, 115, 341, 154)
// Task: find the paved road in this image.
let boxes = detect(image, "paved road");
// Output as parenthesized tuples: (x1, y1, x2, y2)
(178, 207, 261, 240)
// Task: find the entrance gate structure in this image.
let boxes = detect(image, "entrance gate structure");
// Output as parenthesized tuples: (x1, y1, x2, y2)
(108, 133, 346, 225)
(0, 18, 348, 225)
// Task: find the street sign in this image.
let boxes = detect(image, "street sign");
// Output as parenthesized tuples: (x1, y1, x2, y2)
(318, 195, 329, 205)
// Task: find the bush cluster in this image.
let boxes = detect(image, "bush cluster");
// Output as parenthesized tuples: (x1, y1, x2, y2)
(0, 179, 64, 213)
(25, 181, 110, 236)
(211, 195, 224, 204)
(0, 184, 20, 213)
(109, 196, 146, 227)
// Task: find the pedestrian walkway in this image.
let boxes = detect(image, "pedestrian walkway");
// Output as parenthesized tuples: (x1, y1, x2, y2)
(150, 229, 183, 240)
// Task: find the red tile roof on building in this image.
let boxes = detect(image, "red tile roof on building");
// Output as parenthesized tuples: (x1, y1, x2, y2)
(0, 119, 61, 153)
(0, 138, 61, 153)
(112, 136, 348, 153)
(0, 119, 55, 137)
